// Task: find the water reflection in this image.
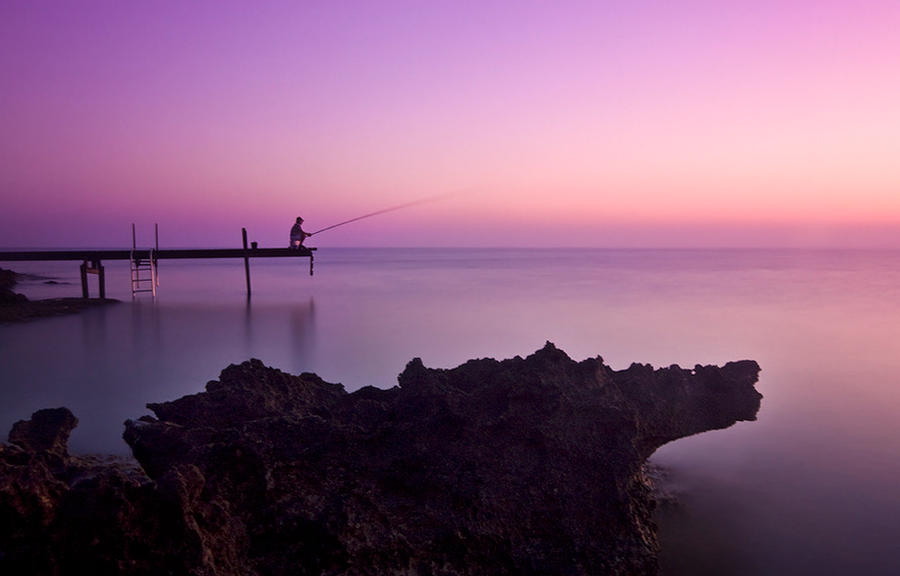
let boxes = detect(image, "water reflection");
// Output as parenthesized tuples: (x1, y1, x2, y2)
(3, 250, 900, 574)
(290, 298, 316, 374)
(1, 293, 320, 454)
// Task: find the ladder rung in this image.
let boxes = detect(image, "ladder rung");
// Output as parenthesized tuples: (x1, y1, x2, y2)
(131, 226, 159, 297)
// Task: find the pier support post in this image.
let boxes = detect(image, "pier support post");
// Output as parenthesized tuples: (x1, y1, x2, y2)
(80, 259, 105, 299)
(242, 228, 251, 297)
(80, 261, 89, 298)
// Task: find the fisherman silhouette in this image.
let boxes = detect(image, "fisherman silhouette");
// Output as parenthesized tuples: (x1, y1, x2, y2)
(290, 217, 310, 249)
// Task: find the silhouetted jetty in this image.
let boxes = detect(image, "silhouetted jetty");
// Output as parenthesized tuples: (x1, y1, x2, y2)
(0, 226, 314, 298)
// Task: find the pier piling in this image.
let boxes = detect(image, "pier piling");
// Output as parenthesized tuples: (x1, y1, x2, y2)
(242, 227, 251, 297)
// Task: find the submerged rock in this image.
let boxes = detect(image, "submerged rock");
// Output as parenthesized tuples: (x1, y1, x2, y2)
(0, 267, 17, 290)
(0, 344, 761, 575)
(0, 267, 116, 322)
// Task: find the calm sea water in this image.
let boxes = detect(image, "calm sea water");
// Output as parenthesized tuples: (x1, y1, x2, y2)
(3, 248, 900, 574)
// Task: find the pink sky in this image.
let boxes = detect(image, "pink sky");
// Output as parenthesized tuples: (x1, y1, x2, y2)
(2, 1, 899, 248)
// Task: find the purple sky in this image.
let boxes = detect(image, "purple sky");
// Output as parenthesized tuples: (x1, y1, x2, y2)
(2, 1, 900, 248)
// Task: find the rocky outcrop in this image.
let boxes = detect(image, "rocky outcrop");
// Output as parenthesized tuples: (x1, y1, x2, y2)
(0, 268, 17, 289)
(0, 267, 26, 306)
(0, 267, 116, 322)
(0, 344, 761, 575)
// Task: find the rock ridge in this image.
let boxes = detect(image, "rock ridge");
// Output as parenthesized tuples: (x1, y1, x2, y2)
(0, 343, 761, 575)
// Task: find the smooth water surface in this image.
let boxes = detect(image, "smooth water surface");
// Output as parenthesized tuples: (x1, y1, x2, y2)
(3, 248, 900, 574)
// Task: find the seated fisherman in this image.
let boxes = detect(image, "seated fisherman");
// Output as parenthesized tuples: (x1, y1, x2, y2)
(290, 217, 310, 248)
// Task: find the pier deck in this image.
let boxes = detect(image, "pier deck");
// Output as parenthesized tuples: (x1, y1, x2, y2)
(0, 242, 315, 298)
(0, 247, 315, 262)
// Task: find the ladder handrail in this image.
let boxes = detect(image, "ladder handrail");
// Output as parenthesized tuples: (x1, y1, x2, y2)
(130, 223, 159, 297)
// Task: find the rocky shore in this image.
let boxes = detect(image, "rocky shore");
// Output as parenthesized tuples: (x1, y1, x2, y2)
(0, 267, 116, 322)
(0, 344, 761, 575)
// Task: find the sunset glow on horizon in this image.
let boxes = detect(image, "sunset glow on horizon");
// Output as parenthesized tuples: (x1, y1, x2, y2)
(2, 1, 899, 248)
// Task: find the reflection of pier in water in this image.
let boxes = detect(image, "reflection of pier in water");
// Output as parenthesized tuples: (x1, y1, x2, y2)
(243, 297, 317, 374)
(123, 298, 319, 396)
(0, 297, 320, 454)
(290, 298, 316, 374)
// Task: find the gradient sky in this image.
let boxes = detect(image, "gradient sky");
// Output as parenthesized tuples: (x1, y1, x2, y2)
(2, 1, 899, 248)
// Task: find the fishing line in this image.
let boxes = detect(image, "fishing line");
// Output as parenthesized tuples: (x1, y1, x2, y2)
(310, 193, 454, 236)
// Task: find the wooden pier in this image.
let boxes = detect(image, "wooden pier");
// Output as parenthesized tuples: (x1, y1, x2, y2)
(0, 227, 315, 298)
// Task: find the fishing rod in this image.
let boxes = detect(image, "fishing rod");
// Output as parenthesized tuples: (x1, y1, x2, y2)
(309, 193, 453, 236)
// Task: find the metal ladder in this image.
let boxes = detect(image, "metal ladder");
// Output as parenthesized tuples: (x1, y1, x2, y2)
(130, 223, 159, 297)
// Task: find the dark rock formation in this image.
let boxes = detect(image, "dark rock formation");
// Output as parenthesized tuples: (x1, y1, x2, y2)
(0, 344, 761, 575)
(0, 408, 187, 575)
(0, 267, 17, 288)
(8, 407, 76, 462)
(0, 267, 115, 322)
(0, 267, 26, 306)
